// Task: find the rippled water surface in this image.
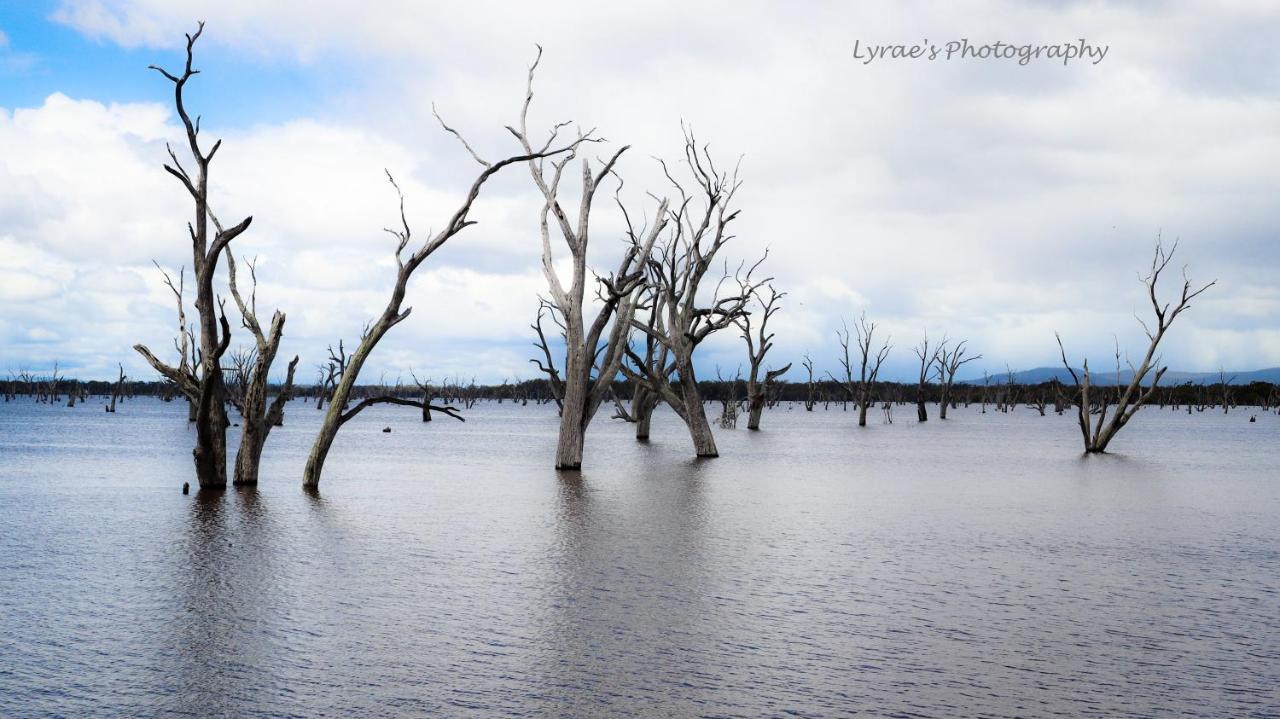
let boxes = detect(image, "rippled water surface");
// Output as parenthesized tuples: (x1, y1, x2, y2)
(1, 397, 1277, 717)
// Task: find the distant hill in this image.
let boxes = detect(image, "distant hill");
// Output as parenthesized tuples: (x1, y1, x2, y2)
(957, 366, 1280, 386)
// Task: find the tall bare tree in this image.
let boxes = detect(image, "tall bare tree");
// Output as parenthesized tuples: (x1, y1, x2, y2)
(624, 130, 762, 457)
(106, 364, 127, 413)
(511, 49, 669, 470)
(224, 251, 298, 485)
(737, 282, 791, 430)
(302, 103, 577, 488)
(801, 353, 817, 411)
(1056, 239, 1214, 453)
(934, 337, 979, 420)
(133, 24, 250, 490)
(828, 313, 891, 427)
(912, 332, 938, 422)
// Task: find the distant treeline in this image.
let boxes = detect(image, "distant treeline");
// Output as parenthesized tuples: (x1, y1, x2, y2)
(6, 375, 1280, 411)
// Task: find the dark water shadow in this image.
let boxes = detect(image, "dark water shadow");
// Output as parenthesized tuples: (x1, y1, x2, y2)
(160, 485, 284, 715)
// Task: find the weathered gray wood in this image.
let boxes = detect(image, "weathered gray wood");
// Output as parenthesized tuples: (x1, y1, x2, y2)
(1057, 239, 1214, 453)
(737, 283, 790, 431)
(133, 25, 250, 490)
(622, 129, 762, 458)
(828, 313, 890, 427)
(303, 108, 576, 488)
(225, 250, 297, 486)
(510, 48, 668, 470)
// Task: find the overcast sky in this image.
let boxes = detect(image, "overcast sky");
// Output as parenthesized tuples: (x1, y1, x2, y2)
(2, 0, 1278, 383)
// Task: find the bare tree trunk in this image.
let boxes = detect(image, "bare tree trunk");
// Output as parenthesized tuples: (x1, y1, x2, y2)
(746, 392, 766, 430)
(554, 342, 588, 469)
(107, 364, 126, 413)
(737, 283, 789, 431)
(512, 50, 666, 470)
(1057, 239, 1213, 453)
(680, 367, 718, 457)
(133, 25, 251, 490)
(634, 388, 657, 440)
(303, 109, 557, 487)
(224, 252, 298, 486)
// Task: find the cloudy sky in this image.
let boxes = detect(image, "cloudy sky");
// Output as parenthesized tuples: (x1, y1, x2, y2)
(1, 0, 1277, 384)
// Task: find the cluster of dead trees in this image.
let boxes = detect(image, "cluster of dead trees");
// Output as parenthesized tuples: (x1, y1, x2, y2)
(2, 364, 127, 408)
(95, 26, 1228, 491)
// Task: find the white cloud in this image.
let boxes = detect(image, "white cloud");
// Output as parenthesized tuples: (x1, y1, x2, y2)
(2, 1, 1278, 380)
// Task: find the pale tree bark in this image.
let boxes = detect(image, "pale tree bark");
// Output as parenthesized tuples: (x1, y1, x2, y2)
(409, 371, 436, 422)
(801, 354, 817, 411)
(912, 333, 938, 422)
(828, 313, 890, 427)
(224, 250, 298, 486)
(623, 128, 763, 458)
(133, 24, 250, 490)
(715, 367, 744, 429)
(934, 337, 979, 420)
(623, 296, 671, 440)
(1056, 238, 1214, 453)
(510, 48, 669, 470)
(736, 282, 791, 430)
(107, 364, 127, 413)
(302, 104, 576, 488)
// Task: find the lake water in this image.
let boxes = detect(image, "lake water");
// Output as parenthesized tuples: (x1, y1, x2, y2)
(1, 397, 1277, 717)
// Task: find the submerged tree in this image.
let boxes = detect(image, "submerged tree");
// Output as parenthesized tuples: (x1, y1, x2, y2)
(801, 353, 817, 411)
(829, 313, 891, 427)
(513, 48, 669, 470)
(737, 282, 791, 430)
(934, 337, 979, 420)
(224, 251, 298, 486)
(106, 364, 127, 413)
(1056, 239, 1214, 453)
(301, 102, 578, 488)
(624, 130, 763, 457)
(134, 24, 251, 490)
(912, 332, 937, 422)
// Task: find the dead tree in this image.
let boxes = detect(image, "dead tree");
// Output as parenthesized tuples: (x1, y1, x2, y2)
(224, 250, 298, 485)
(44, 361, 62, 404)
(106, 364, 127, 413)
(1056, 239, 1214, 453)
(829, 313, 891, 427)
(737, 282, 791, 430)
(131, 25, 250, 489)
(511, 49, 668, 469)
(409, 371, 436, 422)
(934, 338, 979, 420)
(622, 291, 669, 441)
(716, 367, 743, 429)
(302, 103, 574, 488)
(912, 333, 938, 422)
(1216, 368, 1236, 414)
(623, 130, 761, 458)
(143, 262, 200, 421)
(802, 354, 817, 411)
